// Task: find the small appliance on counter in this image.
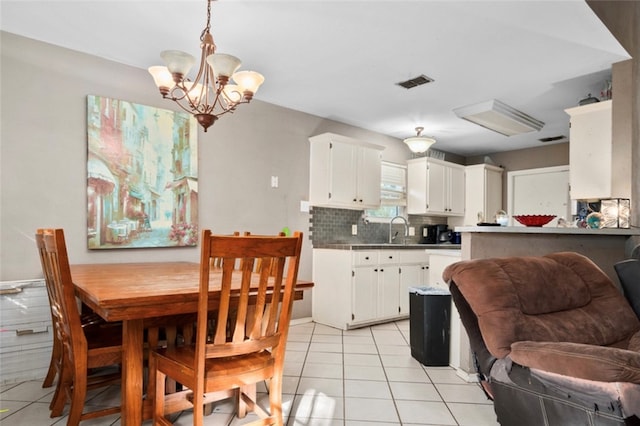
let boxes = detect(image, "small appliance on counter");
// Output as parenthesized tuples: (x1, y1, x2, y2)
(421, 224, 450, 244)
(449, 232, 461, 244)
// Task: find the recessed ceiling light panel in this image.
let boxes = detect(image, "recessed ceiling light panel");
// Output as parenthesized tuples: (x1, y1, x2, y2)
(453, 99, 545, 136)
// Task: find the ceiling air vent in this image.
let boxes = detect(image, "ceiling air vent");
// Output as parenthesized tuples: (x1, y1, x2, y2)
(396, 74, 434, 89)
(538, 135, 567, 143)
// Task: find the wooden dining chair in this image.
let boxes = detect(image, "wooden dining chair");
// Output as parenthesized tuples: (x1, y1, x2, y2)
(36, 229, 110, 390)
(148, 230, 303, 426)
(38, 228, 123, 425)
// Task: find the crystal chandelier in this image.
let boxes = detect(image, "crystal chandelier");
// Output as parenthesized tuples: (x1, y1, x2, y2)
(148, 0, 264, 132)
(403, 127, 436, 153)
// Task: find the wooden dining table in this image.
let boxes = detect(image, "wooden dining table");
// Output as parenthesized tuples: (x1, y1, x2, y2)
(70, 261, 313, 426)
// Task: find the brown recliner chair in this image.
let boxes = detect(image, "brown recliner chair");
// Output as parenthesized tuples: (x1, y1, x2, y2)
(443, 252, 640, 426)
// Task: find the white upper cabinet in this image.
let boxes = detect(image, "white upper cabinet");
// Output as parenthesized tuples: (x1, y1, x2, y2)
(463, 164, 503, 225)
(407, 157, 465, 216)
(309, 133, 384, 209)
(565, 100, 617, 200)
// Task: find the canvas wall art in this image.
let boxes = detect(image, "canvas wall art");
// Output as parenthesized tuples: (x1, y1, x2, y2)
(87, 95, 199, 249)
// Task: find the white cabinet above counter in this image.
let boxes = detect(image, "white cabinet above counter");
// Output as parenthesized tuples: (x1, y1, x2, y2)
(407, 157, 465, 216)
(565, 100, 631, 201)
(309, 133, 385, 210)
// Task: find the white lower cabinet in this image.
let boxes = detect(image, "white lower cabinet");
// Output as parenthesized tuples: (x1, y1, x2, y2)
(312, 249, 430, 330)
(352, 252, 378, 323)
(397, 251, 430, 315)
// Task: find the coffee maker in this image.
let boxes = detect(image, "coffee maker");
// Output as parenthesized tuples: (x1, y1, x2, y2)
(420, 224, 450, 244)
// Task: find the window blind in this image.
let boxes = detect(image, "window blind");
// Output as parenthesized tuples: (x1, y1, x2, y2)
(380, 162, 407, 206)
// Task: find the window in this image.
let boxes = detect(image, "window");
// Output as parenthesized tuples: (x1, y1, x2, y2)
(365, 162, 407, 221)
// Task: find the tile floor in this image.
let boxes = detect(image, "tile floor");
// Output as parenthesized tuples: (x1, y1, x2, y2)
(0, 320, 498, 425)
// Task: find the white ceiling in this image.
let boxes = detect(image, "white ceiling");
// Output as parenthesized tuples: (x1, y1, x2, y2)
(0, 1, 630, 156)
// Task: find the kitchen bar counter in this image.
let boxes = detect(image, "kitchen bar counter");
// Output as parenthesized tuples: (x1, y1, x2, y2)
(455, 225, 640, 283)
(312, 243, 461, 250)
(455, 225, 639, 236)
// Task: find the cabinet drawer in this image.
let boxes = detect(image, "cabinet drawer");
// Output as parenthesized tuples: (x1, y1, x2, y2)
(378, 251, 399, 265)
(398, 250, 429, 264)
(353, 251, 378, 266)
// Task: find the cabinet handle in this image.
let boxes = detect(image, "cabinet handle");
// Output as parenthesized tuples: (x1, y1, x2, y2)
(388, 255, 393, 259)
(374, 268, 378, 272)
(365, 256, 370, 260)
(380, 268, 384, 272)
(359, 199, 363, 203)
(16, 326, 49, 336)
(0, 287, 23, 295)
(353, 198, 357, 202)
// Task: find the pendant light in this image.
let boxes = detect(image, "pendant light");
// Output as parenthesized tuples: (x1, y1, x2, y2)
(403, 127, 436, 153)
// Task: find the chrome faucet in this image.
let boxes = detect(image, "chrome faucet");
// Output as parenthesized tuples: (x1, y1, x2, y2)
(389, 215, 409, 244)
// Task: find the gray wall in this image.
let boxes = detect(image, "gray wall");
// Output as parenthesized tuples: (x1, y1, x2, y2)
(0, 32, 409, 319)
(467, 143, 570, 211)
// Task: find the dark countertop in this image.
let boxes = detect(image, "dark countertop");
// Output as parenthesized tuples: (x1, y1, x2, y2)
(313, 243, 461, 250)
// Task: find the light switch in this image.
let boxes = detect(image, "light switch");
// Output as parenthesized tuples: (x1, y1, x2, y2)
(270, 176, 279, 188)
(409, 227, 415, 236)
(351, 224, 358, 235)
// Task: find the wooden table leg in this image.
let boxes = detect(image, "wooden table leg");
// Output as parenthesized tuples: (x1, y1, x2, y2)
(121, 319, 144, 426)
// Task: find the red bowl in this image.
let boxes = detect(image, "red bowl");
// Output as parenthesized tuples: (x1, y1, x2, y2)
(513, 215, 556, 227)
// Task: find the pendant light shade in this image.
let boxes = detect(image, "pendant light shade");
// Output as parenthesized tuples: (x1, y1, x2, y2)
(403, 127, 436, 153)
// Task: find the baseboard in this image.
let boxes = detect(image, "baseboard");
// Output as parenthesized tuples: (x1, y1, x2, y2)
(455, 368, 480, 383)
(290, 317, 313, 326)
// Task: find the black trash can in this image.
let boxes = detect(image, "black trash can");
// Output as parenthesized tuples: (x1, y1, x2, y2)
(409, 286, 451, 366)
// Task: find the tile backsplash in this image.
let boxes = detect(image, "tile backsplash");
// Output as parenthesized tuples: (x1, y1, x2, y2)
(309, 206, 447, 246)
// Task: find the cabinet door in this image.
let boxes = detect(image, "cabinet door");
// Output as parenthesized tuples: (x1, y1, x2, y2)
(329, 142, 358, 206)
(447, 165, 465, 215)
(428, 254, 461, 289)
(427, 161, 447, 214)
(407, 160, 428, 214)
(352, 266, 378, 323)
(398, 264, 422, 315)
(378, 266, 399, 319)
(357, 147, 382, 208)
(485, 167, 503, 221)
(309, 139, 332, 205)
(567, 101, 612, 199)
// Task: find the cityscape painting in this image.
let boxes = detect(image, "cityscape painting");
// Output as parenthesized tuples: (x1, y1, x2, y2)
(87, 95, 199, 249)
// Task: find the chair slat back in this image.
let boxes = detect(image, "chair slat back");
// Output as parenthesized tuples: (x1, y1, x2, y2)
(40, 229, 87, 365)
(37, 229, 62, 335)
(195, 231, 302, 366)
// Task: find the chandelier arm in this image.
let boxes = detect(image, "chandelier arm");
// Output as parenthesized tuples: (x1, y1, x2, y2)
(165, 92, 205, 116)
